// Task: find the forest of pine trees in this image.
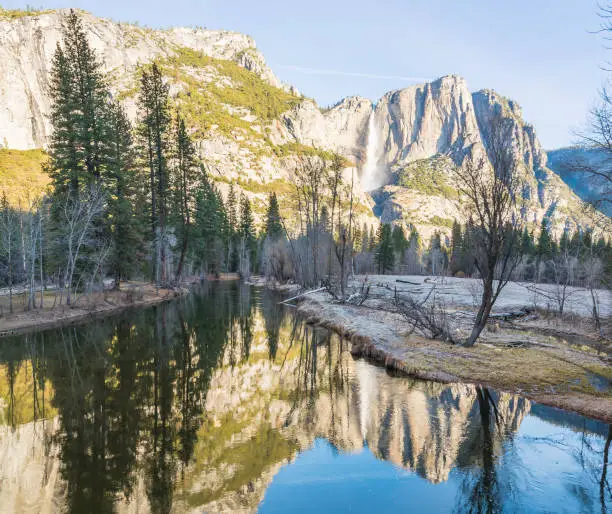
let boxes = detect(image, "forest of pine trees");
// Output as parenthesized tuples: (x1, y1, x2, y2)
(0, 11, 259, 311)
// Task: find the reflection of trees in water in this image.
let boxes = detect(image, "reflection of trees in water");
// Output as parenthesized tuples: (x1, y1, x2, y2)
(0, 281, 256, 513)
(454, 387, 504, 514)
(260, 288, 284, 361)
(0, 283, 610, 513)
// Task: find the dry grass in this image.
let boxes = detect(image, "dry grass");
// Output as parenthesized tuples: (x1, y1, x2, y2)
(298, 292, 612, 423)
(0, 149, 50, 206)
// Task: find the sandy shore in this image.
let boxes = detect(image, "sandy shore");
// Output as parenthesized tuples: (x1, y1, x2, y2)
(292, 277, 612, 423)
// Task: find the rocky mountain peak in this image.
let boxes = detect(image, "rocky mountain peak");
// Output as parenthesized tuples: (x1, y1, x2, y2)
(0, 8, 281, 149)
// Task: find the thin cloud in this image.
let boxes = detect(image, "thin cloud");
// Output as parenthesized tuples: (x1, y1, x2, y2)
(277, 65, 430, 82)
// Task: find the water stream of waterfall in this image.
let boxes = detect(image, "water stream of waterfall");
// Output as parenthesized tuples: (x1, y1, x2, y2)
(361, 109, 381, 191)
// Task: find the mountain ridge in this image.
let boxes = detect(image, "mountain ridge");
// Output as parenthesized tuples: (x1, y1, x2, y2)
(0, 7, 602, 236)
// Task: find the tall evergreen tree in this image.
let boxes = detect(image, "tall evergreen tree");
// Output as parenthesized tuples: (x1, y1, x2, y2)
(520, 227, 536, 255)
(226, 183, 239, 272)
(106, 101, 141, 285)
(193, 170, 226, 275)
(391, 225, 408, 255)
(47, 9, 114, 290)
(537, 219, 554, 260)
(450, 220, 463, 275)
(48, 9, 111, 196)
(238, 194, 257, 276)
(138, 62, 171, 284)
(375, 223, 394, 274)
(264, 193, 283, 241)
(172, 115, 198, 281)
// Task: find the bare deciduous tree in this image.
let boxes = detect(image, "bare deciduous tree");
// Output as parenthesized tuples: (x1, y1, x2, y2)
(59, 185, 106, 306)
(0, 192, 17, 313)
(455, 114, 522, 346)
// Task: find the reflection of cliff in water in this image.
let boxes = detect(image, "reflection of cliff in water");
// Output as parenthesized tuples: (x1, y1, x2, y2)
(0, 282, 570, 513)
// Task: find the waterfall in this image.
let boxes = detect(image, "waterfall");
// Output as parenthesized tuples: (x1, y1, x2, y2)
(361, 109, 381, 191)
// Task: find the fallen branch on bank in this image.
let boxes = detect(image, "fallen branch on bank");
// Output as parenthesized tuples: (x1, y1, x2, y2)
(279, 287, 327, 305)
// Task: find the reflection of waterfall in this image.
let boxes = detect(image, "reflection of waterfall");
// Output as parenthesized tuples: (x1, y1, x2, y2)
(356, 359, 377, 441)
(361, 109, 381, 191)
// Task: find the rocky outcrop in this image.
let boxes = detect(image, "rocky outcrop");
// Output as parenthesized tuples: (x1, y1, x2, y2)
(0, 9, 280, 150)
(277, 96, 372, 164)
(376, 75, 482, 168)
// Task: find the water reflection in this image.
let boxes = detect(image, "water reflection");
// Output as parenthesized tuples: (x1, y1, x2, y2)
(0, 282, 609, 513)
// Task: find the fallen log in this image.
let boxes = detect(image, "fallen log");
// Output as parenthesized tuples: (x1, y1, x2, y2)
(279, 287, 327, 305)
(396, 279, 420, 285)
(488, 308, 533, 321)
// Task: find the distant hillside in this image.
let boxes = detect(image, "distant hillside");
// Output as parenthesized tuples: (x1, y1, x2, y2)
(546, 146, 611, 216)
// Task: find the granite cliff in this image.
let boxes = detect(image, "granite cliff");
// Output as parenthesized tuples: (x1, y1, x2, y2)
(0, 8, 599, 235)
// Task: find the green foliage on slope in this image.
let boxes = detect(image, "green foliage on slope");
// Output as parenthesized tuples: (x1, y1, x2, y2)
(0, 148, 50, 205)
(396, 156, 459, 199)
(159, 46, 301, 144)
(0, 6, 54, 19)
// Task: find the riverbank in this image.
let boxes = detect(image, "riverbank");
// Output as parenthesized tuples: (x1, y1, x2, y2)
(0, 274, 241, 337)
(291, 276, 612, 423)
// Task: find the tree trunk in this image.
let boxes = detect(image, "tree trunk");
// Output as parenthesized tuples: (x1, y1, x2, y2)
(8, 230, 13, 314)
(465, 276, 494, 346)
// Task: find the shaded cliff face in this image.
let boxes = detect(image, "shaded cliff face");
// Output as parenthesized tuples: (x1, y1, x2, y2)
(547, 146, 612, 216)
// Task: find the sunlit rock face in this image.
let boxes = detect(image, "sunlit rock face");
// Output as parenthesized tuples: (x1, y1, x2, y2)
(376, 75, 482, 167)
(0, 9, 279, 150)
(0, 10, 597, 234)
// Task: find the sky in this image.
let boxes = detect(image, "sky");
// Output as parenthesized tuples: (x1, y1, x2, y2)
(4, 0, 608, 148)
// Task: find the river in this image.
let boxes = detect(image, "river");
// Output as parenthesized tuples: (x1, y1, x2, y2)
(0, 282, 610, 513)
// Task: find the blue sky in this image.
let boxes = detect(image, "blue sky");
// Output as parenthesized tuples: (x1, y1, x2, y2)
(4, 0, 608, 148)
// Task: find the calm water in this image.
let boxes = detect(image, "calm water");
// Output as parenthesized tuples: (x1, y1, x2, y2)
(0, 282, 609, 513)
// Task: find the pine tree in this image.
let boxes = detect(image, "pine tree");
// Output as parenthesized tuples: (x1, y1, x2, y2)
(461, 218, 476, 276)
(106, 101, 141, 285)
(264, 193, 283, 241)
(520, 227, 535, 255)
(193, 171, 226, 275)
(375, 223, 394, 274)
(450, 220, 463, 275)
(368, 226, 377, 252)
(138, 62, 171, 284)
(239, 194, 257, 276)
(226, 183, 239, 272)
(172, 115, 199, 281)
(360, 222, 369, 253)
(391, 225, 408, 255)
(46, 9, 115, 290)
(537, 219, 554, 260)
(48, 10, 111, 195)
